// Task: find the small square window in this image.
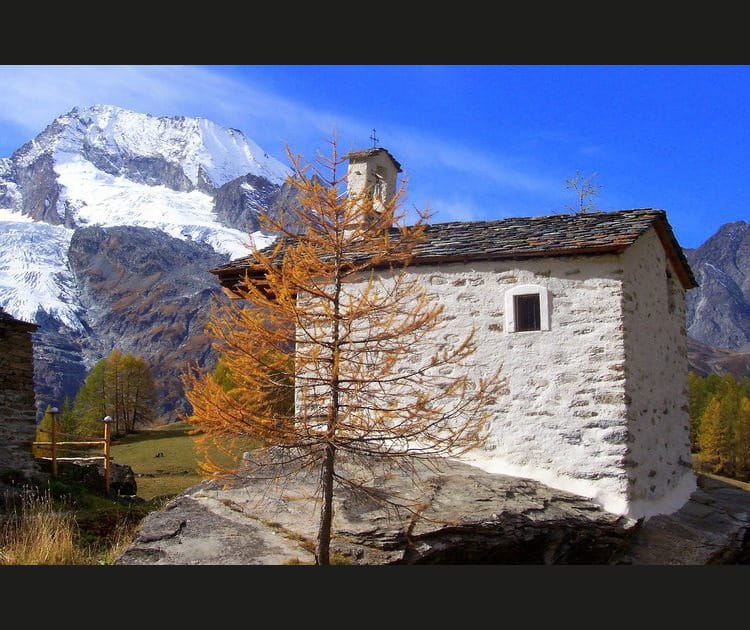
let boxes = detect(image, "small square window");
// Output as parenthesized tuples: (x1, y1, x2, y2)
(514, 294, 541, 331)
(504, 284, 550, 332)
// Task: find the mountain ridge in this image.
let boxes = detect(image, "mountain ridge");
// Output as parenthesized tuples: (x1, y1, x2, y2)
(685, 219, 750, 353)
(0, 105, 290, 418)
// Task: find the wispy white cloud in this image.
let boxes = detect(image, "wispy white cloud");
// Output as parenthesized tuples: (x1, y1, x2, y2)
(0, 65, 345, 142)
(0, 65, 562, 212)
(388, 129, 560, 196)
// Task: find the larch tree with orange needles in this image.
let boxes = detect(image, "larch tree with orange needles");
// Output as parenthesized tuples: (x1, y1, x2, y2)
(183, 140, 501, 565)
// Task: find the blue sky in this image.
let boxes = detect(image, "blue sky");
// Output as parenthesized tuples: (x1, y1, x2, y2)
(1, 65, 748, 249)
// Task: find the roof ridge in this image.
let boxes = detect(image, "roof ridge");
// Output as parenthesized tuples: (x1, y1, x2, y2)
(420, 208, 663, 230)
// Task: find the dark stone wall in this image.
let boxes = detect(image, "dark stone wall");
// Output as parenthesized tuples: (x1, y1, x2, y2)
(0, 310, 39, 475)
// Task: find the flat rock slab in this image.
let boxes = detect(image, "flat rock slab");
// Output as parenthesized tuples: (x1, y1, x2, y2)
(117, 454, 635, 565)
(120, 494, 313, 565)
(624, 475, 750, 564)
(115, 452, 750, 564)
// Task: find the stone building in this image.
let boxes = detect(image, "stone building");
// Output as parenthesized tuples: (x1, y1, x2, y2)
(211, 148, 698, 521)
(0, 307, 39, 477)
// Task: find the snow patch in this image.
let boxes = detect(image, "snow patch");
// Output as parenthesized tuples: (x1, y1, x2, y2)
(704, 262, 729, 277)
(44, 105, 289, 189)
(702, 262, 735, 291)
(0, 208, 83, 331)
(54, 157, 263, 259)
(2, 105, 285, 334)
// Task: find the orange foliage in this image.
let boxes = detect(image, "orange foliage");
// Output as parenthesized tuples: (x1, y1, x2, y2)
(182, 139, 501, 563)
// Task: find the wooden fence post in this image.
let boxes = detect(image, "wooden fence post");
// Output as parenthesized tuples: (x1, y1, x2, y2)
(49, 407, 59, 477)
(103, 416, 113, 495)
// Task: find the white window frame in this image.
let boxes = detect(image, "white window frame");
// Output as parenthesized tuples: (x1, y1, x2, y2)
(505, 284, 550, 333)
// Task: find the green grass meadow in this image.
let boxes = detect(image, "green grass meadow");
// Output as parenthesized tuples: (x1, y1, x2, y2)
(110, 421, 259, 500)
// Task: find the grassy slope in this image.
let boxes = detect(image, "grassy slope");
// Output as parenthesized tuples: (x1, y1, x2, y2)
(110, 422, 202, 500)
(110, 421, 259, 501)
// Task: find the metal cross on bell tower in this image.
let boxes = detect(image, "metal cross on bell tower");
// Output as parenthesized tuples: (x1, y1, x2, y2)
(370, 128, 379, 148)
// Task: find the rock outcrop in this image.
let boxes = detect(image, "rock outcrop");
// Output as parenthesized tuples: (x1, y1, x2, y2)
(115, 452, 749, 565)
(116, 453, 750, 565)
(625, 475, 750, 564)
(35, 458, 137, 497)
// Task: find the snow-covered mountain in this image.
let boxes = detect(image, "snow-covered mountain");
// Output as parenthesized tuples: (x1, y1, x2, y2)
(0, 105, 284, 332)
(0, 105, 291, 418)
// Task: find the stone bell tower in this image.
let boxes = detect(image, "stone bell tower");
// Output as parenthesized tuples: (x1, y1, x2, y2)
(343, 147, 402, 222)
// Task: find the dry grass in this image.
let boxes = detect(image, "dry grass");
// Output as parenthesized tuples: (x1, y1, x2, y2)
(0, 486, 145, 566)
(96, 518, 141, 565)
(0, 488, 89, 565)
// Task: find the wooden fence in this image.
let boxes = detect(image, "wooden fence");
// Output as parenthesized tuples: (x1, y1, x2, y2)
(32, 411, 113, 494)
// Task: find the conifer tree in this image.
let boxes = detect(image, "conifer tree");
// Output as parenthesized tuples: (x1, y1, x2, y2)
(72, 359, 109, 437)
(58, 397, 76, 437)
(72, 351, 157, 437)
(32, 405, 54, 459)
(734, 397, 750, 478)
(183, 140, 500, 564)
(698, 397, 732, 474)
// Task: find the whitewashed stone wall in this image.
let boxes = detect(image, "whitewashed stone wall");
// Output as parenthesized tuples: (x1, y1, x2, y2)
(620, 227, 695, 518)
(315, 226, 694, 519)
(370, 228, 694, 519)
(346, 152, 398, 213)
(402, 256, 634, 515)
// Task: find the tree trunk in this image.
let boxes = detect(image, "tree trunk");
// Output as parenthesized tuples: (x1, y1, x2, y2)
(316, 442, 336, 565)
(317, 227, 343, 566)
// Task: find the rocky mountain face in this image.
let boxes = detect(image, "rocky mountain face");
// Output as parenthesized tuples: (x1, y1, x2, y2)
(685, 221, 750, 352)
(0, 105, 291, 419)
(67, 226, 228, 418)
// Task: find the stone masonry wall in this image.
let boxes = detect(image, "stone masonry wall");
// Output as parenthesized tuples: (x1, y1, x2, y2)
(347, 254, 634, 514)
(620, 227, 695, 518)
(0, 314, 38, 476)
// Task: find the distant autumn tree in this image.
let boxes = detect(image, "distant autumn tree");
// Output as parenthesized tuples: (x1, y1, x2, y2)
(564, 170, 601, 214)
(73, 350, 157, 437)
(32, 400, 74, 458)
(698, 397, 732, 474)
(183, 140, 500, 565)
(734, 398, 750, 478)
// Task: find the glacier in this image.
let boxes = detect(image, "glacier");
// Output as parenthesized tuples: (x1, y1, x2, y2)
(54, 157, 271, 259)
(20, 104, 290, 188)
(0, 208, 82, 331)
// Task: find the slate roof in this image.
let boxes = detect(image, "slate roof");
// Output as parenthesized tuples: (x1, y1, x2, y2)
(211, 208, 697, 290)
